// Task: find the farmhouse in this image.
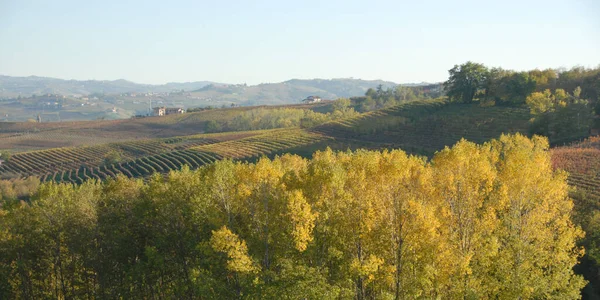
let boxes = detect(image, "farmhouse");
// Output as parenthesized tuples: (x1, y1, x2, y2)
(302, 96, 322, 103)
(153, 107, 185, 116)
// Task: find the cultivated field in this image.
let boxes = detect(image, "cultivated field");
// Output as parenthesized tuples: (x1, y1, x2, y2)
(552, 136, 600, 200)
(0, 102, 332, 151)
(1, 99, 597, 198)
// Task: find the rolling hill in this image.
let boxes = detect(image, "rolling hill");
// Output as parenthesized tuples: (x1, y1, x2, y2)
(0, 75, 441, 122)
(0, 75, 217, 98)
(1, 98, 596, 201)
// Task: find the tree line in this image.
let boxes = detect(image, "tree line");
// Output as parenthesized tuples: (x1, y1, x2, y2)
(444, 62, 600, 107)
(0, 134, 586, 299)
(354, 84, 444, 112)
(204, 101, 358, 133)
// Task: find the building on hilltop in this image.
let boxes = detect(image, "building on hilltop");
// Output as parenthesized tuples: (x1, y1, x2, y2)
(153, 107, 185, 116)
(302, 96, 322, 103)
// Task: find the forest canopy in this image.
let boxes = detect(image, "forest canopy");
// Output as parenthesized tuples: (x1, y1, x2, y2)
(0, 134, 586, 299)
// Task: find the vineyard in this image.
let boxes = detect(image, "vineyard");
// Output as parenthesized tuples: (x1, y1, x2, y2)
(0, 130, 245, 180)
(0, 127, 330, 183)
(194, 129, 330, 159)
(35, 149, 223, 184)
(0, 107, 268, 151)
(552, 136, 600, 200)
(1, 99, 597, 190)
(313, 99, 532, 155)
(0, 103, 334, 152)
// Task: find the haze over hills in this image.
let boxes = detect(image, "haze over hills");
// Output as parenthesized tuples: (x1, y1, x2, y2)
(0, 75, 218, 98)
(0, 75, 418, 121)
(190, 78, 402, 106)
(0, 75, 411, 100)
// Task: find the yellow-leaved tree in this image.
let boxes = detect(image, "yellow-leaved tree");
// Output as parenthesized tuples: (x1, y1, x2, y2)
(210, 226, 257, 274)
(0, 134, 587, 299)
(376, 150, 450, 299)
(431, 139, 500, 298)
(286, 189, 317, 252)
(489, 134, 586, 298)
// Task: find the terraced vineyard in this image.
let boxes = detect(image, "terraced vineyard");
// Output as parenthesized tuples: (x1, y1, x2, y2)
(0, 126, 330, 183)
(1, 99, 596, 187)
(37, 149, 223, 184)
(313, 100, 532, 154)
(0, 131, 257, 181)
(0, 144, 114, 177)
(194, 128, 330, 159)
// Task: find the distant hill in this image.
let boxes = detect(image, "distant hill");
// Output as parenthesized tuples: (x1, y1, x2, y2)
(0, 75, 217, 98)
(189, 78, 404, 106)
(283, 78, 397, 98)
(0, 76, 440, 120)
(0, 75, 416, 101)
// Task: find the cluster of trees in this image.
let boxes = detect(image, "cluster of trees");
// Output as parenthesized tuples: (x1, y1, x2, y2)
(0, 177, 39, 200)
(205, 101, 358, 133)
(187, 104, 237, 113)
(356, 84, 444, 112)
(0, 134, 586, 299)
(444, 62, 600, 109)
(527, 88, 595, 143)
(444, 62, 598, 143)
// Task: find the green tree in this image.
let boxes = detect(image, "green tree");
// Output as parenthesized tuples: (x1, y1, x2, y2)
(205, 120, 222, 132)
(0, 150, 11, 161)
(444, 62, 489, 103)
(526, 89, 555, 114)
(528, 88, 594, 143)
(102, 150, 122, 165)
(498, 72, 537, 105)
(332, 98, 351, 113)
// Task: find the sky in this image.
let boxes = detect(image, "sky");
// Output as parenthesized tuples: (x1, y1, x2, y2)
(0, 0, 599, 85)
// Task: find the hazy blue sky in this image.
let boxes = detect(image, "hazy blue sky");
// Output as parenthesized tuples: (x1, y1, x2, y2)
(1, 0, 599, 85)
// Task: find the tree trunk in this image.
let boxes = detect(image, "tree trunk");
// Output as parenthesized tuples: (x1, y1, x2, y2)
(356, 240, 364, 300)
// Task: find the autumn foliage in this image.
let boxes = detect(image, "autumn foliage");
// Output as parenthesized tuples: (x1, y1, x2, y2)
(0, 134, 586, 299)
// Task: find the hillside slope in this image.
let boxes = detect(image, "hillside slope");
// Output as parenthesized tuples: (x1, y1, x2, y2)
(0, 103, 331, 151)
(1, 99, 595, 189)
(313, 99, 532, 155)
(0, 128, 329, 183)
